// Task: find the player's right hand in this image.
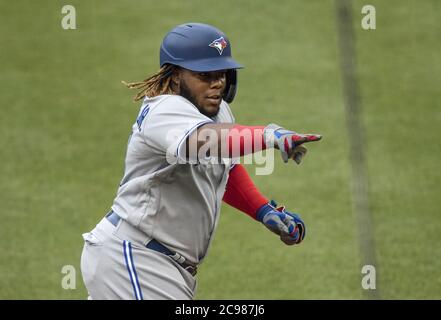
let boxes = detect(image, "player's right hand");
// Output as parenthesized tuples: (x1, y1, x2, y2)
(263, 123, 322, 163)
(256, 201, 306, 245)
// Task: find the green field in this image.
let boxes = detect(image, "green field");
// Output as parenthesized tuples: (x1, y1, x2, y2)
(0, 0, 440, 299)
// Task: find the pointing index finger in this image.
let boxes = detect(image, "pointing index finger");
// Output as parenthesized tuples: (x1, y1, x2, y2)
(292, 134, 322, 146)
(305, 134, 322, 142)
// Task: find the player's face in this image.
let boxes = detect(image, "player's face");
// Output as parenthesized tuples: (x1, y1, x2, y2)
(176, 68, 227, 117)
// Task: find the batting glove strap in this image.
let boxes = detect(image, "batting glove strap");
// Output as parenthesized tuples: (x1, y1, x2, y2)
(263, 124, 299, 163)
(256, 203, 276, 222)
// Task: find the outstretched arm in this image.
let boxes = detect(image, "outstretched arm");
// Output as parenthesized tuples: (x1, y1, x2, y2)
(185, 123, 321, 163)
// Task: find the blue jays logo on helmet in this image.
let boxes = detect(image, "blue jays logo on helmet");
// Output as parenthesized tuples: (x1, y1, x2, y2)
(209, 37, 228, 55)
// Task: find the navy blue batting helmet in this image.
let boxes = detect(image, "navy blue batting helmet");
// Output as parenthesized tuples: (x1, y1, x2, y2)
(160, 23, 243, 103)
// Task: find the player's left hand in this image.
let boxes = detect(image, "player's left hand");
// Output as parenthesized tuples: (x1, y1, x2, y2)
(256, 200, 306, 245)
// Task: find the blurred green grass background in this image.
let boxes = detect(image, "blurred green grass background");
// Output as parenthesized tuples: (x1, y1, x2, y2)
(0, 0, 439, 299)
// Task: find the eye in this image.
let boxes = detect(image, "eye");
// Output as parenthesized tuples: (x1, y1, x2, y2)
(199, 72, 209, 77)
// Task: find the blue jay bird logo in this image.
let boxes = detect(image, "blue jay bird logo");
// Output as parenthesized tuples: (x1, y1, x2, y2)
(209, 37, 228, 55)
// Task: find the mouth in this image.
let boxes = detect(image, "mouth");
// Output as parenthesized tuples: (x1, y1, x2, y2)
(206, 94, 222, 104)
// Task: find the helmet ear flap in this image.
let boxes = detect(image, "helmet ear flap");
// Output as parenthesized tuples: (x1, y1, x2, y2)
(223, 69, 238, 103)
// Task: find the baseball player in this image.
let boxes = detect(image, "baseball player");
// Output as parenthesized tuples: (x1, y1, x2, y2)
(80, 22, 322, 300)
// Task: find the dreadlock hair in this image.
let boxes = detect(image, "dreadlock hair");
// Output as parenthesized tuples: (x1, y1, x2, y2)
(122, 64, 177, 102)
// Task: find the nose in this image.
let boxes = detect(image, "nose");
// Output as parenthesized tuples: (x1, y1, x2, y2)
(210, 73, 226, 89)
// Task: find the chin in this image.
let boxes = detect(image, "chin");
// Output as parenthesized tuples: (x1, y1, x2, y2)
(201, 105, 220, 118)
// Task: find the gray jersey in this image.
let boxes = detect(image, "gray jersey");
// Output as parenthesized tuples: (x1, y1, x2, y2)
(111, 95, 235, 265)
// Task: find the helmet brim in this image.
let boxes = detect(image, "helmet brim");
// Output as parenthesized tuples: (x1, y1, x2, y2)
(173, 57, 243, 72)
